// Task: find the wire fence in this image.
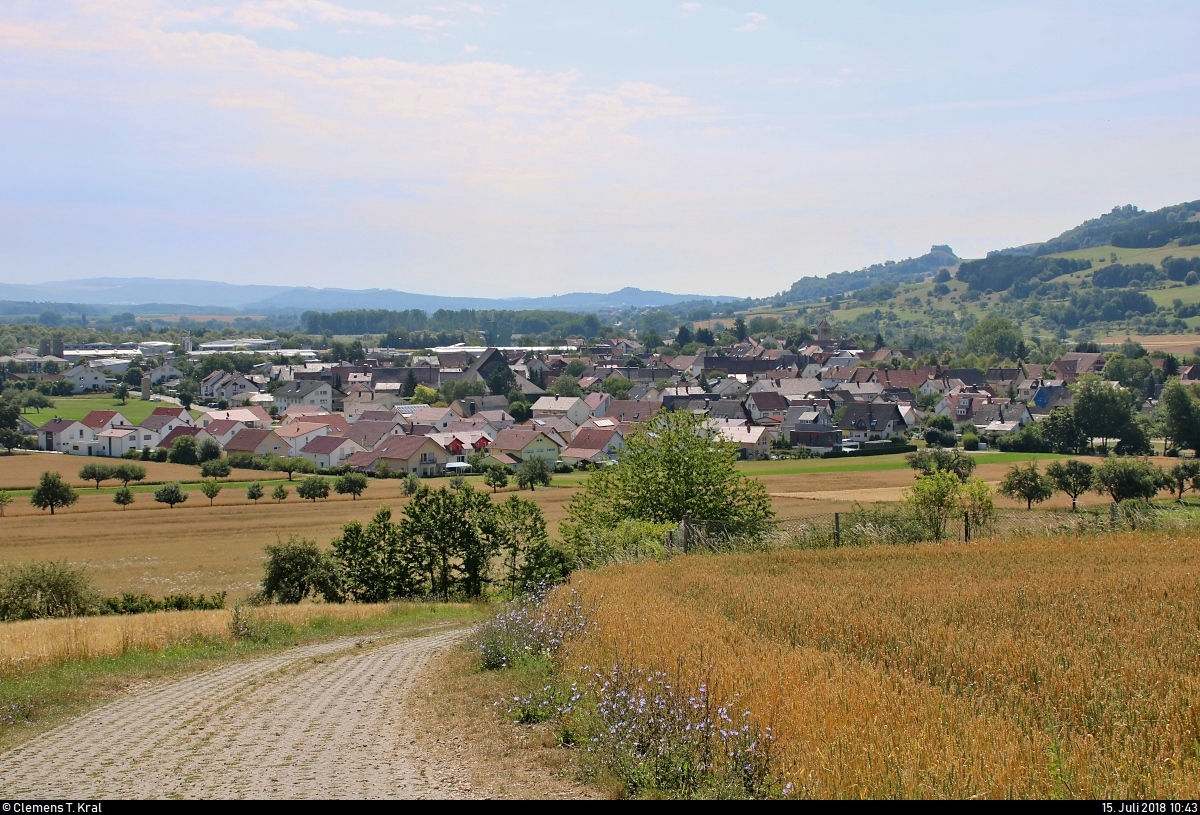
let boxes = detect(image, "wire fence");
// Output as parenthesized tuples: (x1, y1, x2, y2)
(667, 502, 1200, 553)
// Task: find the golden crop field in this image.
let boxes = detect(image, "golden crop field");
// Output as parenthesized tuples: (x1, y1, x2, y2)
(0, 602, 414, 674)
(558, 531, 1200, 798)
(0, 452, 275, 490)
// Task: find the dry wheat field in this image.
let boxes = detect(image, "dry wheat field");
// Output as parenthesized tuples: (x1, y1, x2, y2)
(557, 531, 1200, 798)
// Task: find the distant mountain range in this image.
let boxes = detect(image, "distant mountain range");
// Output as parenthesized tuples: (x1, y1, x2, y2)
(0, 279, 739, 314)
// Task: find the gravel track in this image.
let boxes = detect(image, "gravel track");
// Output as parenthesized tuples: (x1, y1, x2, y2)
(1, 628, 476, 798)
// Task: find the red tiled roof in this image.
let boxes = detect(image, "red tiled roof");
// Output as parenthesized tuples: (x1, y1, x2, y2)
(81, 410, 120, 429)
(157, 426, 205, 449)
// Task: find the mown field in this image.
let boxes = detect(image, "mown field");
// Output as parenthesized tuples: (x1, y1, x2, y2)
(19, 396, 201, 428)
(0, 452, 1140, 598)
(0, 453, 280, 491)
(556, 530, 1200, 797)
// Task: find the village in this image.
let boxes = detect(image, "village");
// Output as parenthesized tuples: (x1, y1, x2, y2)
(6, 315, 1193, 474)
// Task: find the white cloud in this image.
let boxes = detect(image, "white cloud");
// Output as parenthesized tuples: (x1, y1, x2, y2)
(461, 42, 478, 54)
(223, 1, 452, 30)
(678, 2, 701, 16)
(734, 11, 766, 32)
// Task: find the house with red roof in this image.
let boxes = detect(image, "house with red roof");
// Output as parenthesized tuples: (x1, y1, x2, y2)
(345, 435, 448, 477)
(299, 435, 365, 469)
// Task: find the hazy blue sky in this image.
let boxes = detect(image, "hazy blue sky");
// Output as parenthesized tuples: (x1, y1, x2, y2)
(1, 1, 1198, 297)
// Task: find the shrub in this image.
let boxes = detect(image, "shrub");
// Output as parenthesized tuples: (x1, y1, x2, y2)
(152, 447, 168, 462)
(961, 430, 981, 451)
(167, 435, 199, 465)
(260, 536, 343, 604)
(569, 519, 673, 568)
(448, 473, 467, 491)
(197, 438, 222, 464)
(906, 470, 961, 540)
(199, 459, 231, 478)
(0, 490, 11, 517)
(101, 591, 227, 614)
(272, 484, 290, 502)
(226, 452, 270, 470)
(402, 472, 420, 495)
(0, 561, 101, 621)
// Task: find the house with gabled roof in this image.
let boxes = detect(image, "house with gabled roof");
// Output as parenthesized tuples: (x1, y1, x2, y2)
(346, 420, 406, 451)
(560, 426, 624, 466)
(839, 403, 908, 442)
(531, 396, 590, 426)
(223, 428, 288, 457)
(200, 419, 248, 448)
(135, 413, 189, 449)
(744, 391, 789, 422)
(39, 418, 89, 453)
(63, 365, 107, 393)
(346, 435, 447, 477)
(272, 380, 337, 412)
(150, 406, 193, 426)
(198, 406, 272, 429)
(157, 425, 219, 452)
(273, 422, 330, 455)
(487, 428, 563, 465)
(299, 435, 365, 469)
(603, 400, 662, 425)
(715, 424, 771, 459)
(82, 410, 131, 434)
(584, 392, 612, 417)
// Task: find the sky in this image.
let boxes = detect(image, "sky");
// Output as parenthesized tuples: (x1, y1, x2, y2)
(1, 1, 1198, 299)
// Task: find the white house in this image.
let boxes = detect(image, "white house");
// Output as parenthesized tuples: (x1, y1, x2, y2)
(96, 427, 140, 457)
(39, 419, 90, 453)
(299, 435, 365, 469)
(148, 364, 184, 386)
(63, 365, 107, 393)
(530, 396, 591, 426)
(272, 380, 335, 412)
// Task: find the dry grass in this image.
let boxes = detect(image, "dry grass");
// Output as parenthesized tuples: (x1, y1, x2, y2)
(0, 603, 414, 675)
(556, 531, 1200, 798)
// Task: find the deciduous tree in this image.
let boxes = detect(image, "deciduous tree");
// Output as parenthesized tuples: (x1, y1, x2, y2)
(78, 462, 115, 489)
(30, 472, 78, 515)
(154, 482, 187, 509)
(1045, 459, 1094, 510)
(999, 461, 1054, 509)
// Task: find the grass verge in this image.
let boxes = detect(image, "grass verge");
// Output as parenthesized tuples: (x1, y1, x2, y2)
(0, 602, 485, 752)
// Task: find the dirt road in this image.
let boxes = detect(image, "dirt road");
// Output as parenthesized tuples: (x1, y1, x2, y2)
(0, 629, 478, 798)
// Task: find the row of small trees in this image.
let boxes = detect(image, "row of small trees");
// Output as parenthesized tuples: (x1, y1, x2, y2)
(260, 485, 567, 603)
(19, 470, 374, 515)
(998, 457, 1197, 510)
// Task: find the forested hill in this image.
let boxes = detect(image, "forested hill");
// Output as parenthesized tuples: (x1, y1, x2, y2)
(997, 200, 1200, 257)
(778, 245, 960, 305)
